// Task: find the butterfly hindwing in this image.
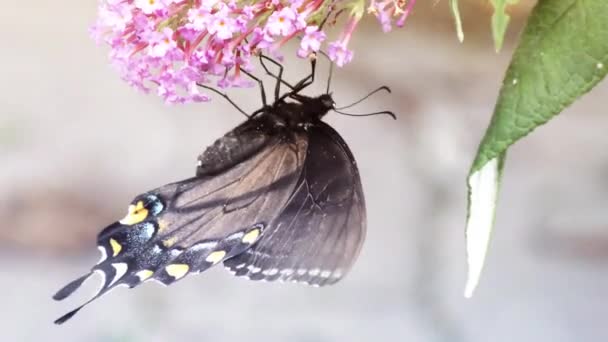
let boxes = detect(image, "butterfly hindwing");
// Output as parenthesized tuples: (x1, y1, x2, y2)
(53, 130, 308, 323)
(223, 121, 366, 286)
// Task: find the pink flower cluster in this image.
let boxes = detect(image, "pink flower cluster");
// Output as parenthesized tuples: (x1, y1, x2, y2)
(91, 0, 415, 104)
(368, 0, 416, 33)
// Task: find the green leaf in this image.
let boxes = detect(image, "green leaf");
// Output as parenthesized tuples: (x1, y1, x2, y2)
(491, 0, 520, 52)
(465, 0, 608, 297)
(450, 0, 464, 42)
(475, 0, 608, 172)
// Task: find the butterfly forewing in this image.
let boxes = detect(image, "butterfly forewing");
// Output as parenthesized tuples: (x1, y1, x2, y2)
(162, 136, 308, 247)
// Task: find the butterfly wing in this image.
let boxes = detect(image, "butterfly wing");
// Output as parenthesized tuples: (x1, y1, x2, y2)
(54, 117, 367, 323)
(195, 114, 276, 176)
(224, 121, 366, 286)
(53, 127, 308, 324)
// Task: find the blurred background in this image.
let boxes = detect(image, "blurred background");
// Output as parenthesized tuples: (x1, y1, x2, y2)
(3, 0, 608, 341)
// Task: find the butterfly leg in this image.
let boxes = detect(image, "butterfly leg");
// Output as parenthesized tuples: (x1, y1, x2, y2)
(259, 55, 295, 100)
(299, 56, 317, 89)
(196, 83, 250, 118)
(241, 69, 267, 108)
(298, 48, 333, 93)
(278, 57, 317, 102)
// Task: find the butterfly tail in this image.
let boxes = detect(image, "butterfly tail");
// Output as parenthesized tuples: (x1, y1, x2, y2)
(53, 280, 111, 325)
(53, 273, 92, 301)
(52, 262, 123, 325)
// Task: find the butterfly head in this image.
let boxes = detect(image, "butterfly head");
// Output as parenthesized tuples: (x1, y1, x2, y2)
(317, 93, 335, 111)
(289, 92, 335, 121)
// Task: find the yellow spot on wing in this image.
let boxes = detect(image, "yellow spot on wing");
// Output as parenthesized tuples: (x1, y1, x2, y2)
(109, 238, 122, 257)
(157, 219, 168, 232)
(136, 270, 154, 281)
(206, 250, 226, 264)
(119, 201, 148, 225)
(165, 264, 189, 279)
(162, 237, 177, 248)
(242, 229, 260, 244)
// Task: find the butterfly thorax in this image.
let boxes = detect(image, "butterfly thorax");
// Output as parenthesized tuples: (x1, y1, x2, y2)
(271, 93, 335, 129)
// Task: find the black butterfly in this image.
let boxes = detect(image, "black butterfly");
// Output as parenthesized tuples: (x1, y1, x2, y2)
(53, 56, 394, 324)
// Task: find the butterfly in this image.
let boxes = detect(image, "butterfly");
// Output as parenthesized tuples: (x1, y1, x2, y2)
(53, 56, 394, 324)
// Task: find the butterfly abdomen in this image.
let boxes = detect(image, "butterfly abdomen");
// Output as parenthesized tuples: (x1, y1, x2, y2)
(196, 117, 277, 176)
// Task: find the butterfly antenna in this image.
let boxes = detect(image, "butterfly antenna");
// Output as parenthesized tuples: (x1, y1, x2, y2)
(335, 86, 392, 110)
(333, 108, 397, 120)
(196, 83, 249, 118)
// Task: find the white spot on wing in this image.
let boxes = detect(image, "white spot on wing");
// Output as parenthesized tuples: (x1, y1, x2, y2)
(141, 222, 155, 238)
(332, 269, 343, 279)
(92, 269, 106, 297)
(247, 265, 261, 273)
(320, 270, 331, 278)
(280, 269, 294, 277)
(169, 249, 183, 258)
(109, 263, 128, 287)
(308, 268, 320, 276)
(262, 268, 279, 276)
(97, 246, 107, 264)
(147, 195, 164, 215)
(191, 241, 218, 252)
